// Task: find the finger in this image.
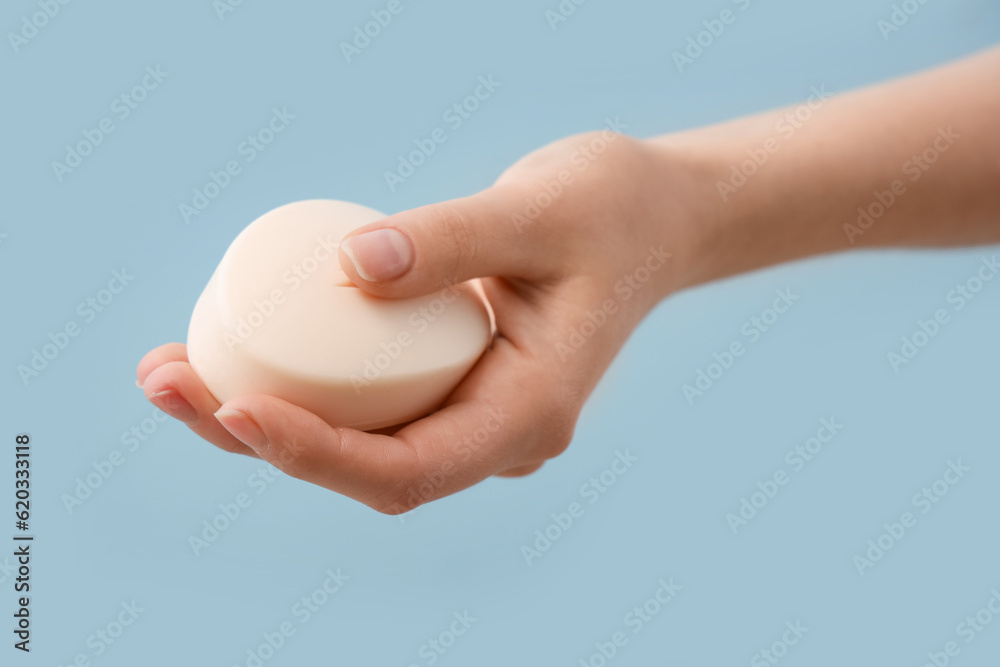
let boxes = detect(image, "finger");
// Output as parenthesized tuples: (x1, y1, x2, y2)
(380, 337, 572, 506)
(215, 393, 517, 514)
(337, 185, 561, 298)
(141, 361, 259, 458)
(496, 462, 544, 478)
(212, 321, 579, 513)
(136, 342, 187, 387)
(215, 337, 560, 513)
(214, 394, 418, 510)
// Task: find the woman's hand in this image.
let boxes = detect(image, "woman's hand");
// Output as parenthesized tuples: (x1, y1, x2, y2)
(138, 128, 713, 513)
(139, 46, 1000, 513)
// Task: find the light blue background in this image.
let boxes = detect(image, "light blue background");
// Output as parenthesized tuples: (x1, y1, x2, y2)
(3, 0, 999, 665)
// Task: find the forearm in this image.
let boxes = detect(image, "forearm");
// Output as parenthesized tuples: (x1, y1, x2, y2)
(650, 46, 1000, 292)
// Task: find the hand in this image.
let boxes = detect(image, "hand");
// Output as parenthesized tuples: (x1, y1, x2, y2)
(138, 127, 711, 513)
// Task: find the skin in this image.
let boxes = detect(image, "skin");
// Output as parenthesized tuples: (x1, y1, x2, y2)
(138, 46, 1000, 514)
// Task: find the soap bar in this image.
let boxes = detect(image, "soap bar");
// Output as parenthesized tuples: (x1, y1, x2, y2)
(187, 200, 492, 431)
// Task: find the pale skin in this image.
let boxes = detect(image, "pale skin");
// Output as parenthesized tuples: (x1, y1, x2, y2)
(138, 46, 1000, 514)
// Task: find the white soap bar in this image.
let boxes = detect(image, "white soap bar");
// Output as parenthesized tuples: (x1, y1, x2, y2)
(187, 200, 492, 431)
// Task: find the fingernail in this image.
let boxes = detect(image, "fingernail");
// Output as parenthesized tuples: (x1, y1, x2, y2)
(340, 228, 413, 282)
(215, 408, 268, 451)
(146, 389, 199, 424)
(135, 379, 144, 389)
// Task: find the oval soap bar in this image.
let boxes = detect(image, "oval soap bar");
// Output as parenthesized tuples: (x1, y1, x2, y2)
(187, 200, 492, 431)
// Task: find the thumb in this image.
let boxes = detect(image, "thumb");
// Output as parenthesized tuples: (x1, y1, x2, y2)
(338, 187, 553, 298)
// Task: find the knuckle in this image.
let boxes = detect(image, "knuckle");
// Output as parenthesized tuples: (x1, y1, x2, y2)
(367, 479, 420, 515)
(435, 204, 479, 280)
(270, 436, 309, 476)
(374, 499, 417, 516)
(542, 427, 574, 459)
(540, 410, 577, 459)
(363, 441, 428, 515)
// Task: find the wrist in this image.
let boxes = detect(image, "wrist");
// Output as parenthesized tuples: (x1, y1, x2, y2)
(641, 107, 827, 299)
(639, 129, 747, 300)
